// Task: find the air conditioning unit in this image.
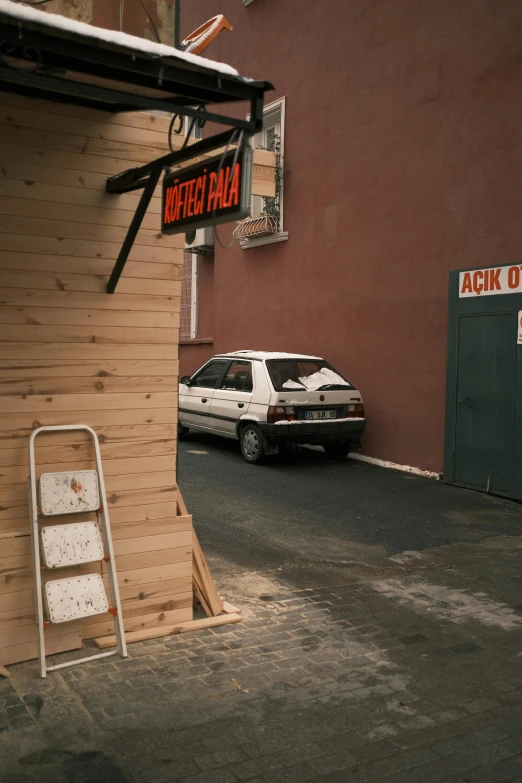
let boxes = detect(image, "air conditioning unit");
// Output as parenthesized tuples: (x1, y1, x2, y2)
(184, 226, 214, 252)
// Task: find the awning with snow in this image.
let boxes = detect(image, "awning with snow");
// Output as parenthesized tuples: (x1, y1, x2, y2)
(0, 0, 271, 129)
(0, 1, 273, 293)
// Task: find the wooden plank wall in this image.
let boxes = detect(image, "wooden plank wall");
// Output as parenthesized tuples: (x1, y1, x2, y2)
(0, 94, 192, 666)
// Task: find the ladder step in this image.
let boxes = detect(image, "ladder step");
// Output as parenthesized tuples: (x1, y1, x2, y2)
(38, 470, 100, 516)
(44, 573, 108, 623)
(41, 521, 104, 568)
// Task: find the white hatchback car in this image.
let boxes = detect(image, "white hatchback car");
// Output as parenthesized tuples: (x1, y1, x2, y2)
(178, 351, 366, 464)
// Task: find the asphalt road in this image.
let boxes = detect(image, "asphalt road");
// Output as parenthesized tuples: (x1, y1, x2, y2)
(178, 433, 522, 589)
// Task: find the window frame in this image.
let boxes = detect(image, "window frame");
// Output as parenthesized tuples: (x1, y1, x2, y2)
(180, 251, 198, 340)
(219, 360, 254, 393)
(191, 359, 229, 389)
(183, 115, 203, 140)
(241, 96, 288, 249)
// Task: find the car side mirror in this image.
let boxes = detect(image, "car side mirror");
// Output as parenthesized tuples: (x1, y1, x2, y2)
(180, 375, 192, 386)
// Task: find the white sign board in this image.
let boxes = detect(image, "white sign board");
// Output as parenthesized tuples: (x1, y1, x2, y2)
(518, 311, 522, 345)
(459, 264, 522, 298)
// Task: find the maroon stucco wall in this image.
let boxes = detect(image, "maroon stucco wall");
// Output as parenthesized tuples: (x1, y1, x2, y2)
(180, 341, 214, 376)
(196, 255, 215, 341)
(184, 1, 522, 471)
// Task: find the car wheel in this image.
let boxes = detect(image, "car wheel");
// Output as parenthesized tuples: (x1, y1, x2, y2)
(178, 422, 190, 440)
(240, 423, 265, 464)
(323, 442, 351, 460)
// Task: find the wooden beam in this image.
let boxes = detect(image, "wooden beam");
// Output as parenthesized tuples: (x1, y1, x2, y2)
(192, 531, 224, 617)
(94, 613, 242, 648)
(193, 580, 211, 616)
(177, 490, 189, 516)
(178, 490, 224, 618)
(222, 601, 240, 614)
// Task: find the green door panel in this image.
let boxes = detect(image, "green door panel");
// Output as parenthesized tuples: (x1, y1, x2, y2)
(454, 314, 516, 493)
(512, 342, 522, 499)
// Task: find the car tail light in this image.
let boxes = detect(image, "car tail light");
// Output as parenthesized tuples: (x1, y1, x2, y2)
(347, 403, 365, 418)
(268, 406, 296, 423)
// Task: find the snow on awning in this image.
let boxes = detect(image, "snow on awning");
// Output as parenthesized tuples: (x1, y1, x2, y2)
(0, 0, 272, 123)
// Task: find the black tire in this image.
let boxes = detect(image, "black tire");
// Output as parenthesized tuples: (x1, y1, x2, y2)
(240, 423, 265, 464)
(178, 422, 190, 440)
(323, 442, 351, 460)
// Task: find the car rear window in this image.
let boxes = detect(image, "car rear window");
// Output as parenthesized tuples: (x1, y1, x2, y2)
(266, 360, 354, 392)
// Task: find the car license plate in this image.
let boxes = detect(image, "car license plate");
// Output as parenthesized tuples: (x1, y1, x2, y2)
(304, 410, 336, 420)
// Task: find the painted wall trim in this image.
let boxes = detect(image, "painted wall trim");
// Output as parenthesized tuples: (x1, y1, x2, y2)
(349, 453, 440, 479)
(180, 337, 214, 345)
(241, 231, 289, 250)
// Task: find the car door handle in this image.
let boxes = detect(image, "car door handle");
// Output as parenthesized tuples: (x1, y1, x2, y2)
(201, 398, 208, 404)
(238, 403, 245, 408)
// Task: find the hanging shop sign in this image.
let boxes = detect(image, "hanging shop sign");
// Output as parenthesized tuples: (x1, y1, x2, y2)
(162, 145, 252, 234)
(459, 264, 522, 298)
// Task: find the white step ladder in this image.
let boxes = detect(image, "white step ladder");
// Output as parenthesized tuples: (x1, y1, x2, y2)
(28, 425, 127, 678)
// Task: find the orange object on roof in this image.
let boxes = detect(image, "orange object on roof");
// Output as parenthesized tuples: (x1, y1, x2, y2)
(182, 14, 233, 55)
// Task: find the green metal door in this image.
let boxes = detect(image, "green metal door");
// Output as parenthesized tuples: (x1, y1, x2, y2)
(453, 314, 517, 493)
(445, 263, 522, 500)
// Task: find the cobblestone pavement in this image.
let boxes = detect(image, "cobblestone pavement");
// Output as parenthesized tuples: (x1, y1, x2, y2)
(2, 451, 522, 782)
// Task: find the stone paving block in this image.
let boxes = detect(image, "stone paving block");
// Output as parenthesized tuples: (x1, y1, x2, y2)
(307, 747, 357, 775)
(273, 741, 330, 767)
(104, 702, 138, 718)
(431, 725, 510, 758)
(398, 714, 437, 732)
(8, 715, 34, 730)
(425, 707, 469, 724)
(493, 704, 522, 723)
(176, 768, 239, 783)
(499, 735, 522, 756)
(348, 738, 398, 762)
(6, 704, 30, 718)
(498, 687, 522, 704)
(240, 735, 295, 759)
(365, 724, 400, 740)
(462, 696, 503, 713)
(135, 756, 200, 781)
(230, 753, 285, 780)
(352, 684, 395, 700)
(196, 746, 249, 771)
(464, 754, 522, 783)
(201, 730, 261, 753)
(409, 741, 517, 782)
